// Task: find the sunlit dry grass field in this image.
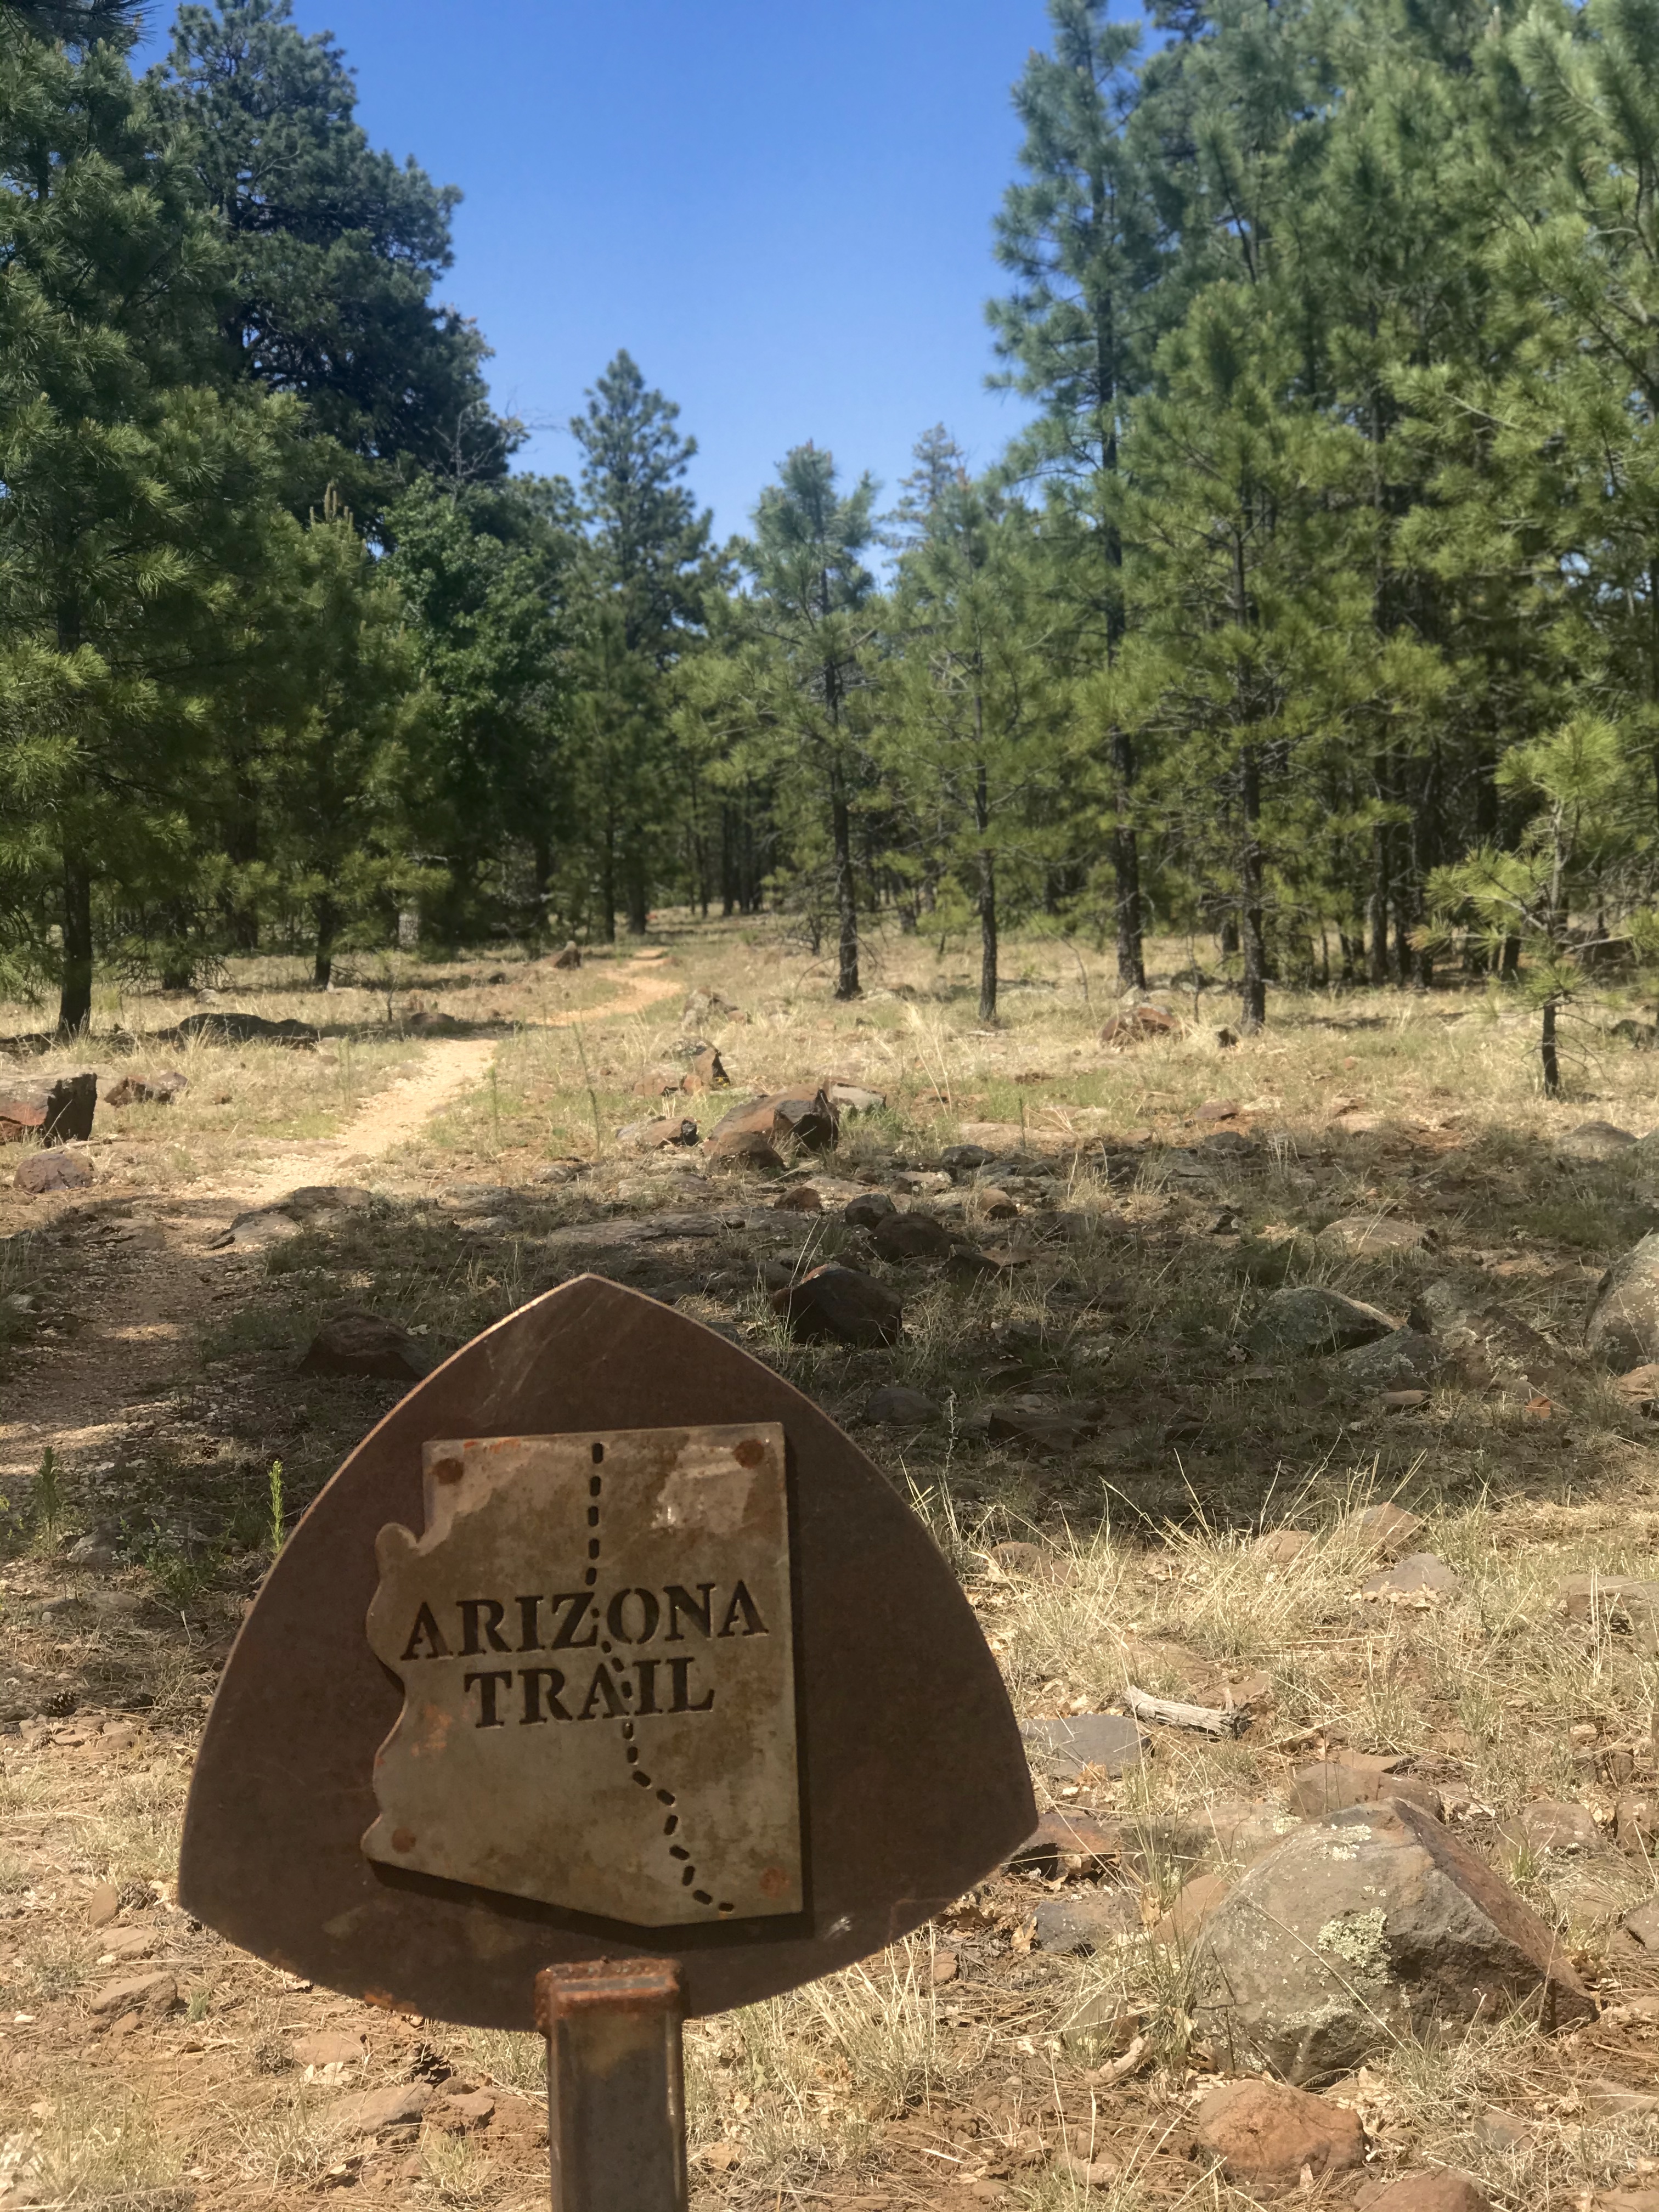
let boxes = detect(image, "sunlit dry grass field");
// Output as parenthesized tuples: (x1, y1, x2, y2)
(5, 918, 1659, 2208)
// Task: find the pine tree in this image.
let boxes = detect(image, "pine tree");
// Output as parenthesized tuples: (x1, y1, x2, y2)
(0, 26, 296, 1030)
(568, 352, 715, 936)
(882, 478, 1060, 1020)
(150, 0, 509, 505)
(988, 0, 1163, 989)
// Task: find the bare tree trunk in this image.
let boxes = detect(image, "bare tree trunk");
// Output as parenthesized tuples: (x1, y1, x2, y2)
(1368, 819, 1390, 985)
(1541, 997, 1560, 1097)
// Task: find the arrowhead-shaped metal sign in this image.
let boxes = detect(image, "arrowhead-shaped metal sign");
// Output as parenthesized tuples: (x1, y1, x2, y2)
(179, 1274, 1035, 2026)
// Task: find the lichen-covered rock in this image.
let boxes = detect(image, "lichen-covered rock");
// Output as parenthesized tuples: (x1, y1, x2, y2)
(1192, 1798, 1593, 2083)
(1244, 1286, 1397, 1359)
(1588, 1231, 1659, 1367)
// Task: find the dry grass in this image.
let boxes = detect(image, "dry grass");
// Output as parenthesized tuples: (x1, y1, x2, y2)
(7, 919, 1659, 2206)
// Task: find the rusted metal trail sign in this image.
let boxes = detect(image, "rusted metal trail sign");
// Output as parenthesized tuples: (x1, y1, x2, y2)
(180, 1275, 1034, 2212)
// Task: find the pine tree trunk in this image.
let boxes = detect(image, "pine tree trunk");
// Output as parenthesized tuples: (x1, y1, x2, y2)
(830, 765, 859, 1000)
(976, 763, 997, 1024)
(599, 825, 617, 945)
(1110, 731, 1146, 990)
(58, 847, 93, 1035)
(1239, 746, 1267, 1032)
(313, 893, 338, 990)
(1541, 997, 1560, 1097)
(1368, 820, 1390, 985)
(625, 854, 648, 936)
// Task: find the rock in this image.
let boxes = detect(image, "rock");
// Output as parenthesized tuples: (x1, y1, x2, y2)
(1623, 1898, 1659, 1948)
(98, 1927, 157, 1961)
(707, 1128, 786, 1173)
(1288, 1755, 1442, 1820)
(104, 1071, 187, 1108)
(987, 1401, 1100, 1452)
(1588, 1231, 1659, 1367)
(617, 1115, 699, 1149)
(1192, 2079, 1364, 2187)
(1199, 1127, 1254, 1157)
(871, 1209, 953, 1261)
(1009, 1808, 1124, 1876)
(824, 1083, 885, 1114)
(1383, 1389, 1430, 1410)
(551, 940, 582, 969)
(1561, 1120, 1638, 1161)
(1357, 2175, 1492, 2211)
(332, 2081, 432, 2136)
(1216, 1026, 1239, 1047)
(1343, 1502, 1425, 1558)
(1497, 1800, 1599, 1854)
(681, 1047, 730, 1093)
(1616, 1788, 1658, 1855)
(172, 1011, 318, 1047)
(429, 2090, 495, 2131)
(1254, 1528, 1314, 1566)
(1323, 1215, 1433, 1254)
(1201, 1801, 1304, 1866)
(1558, 1573, 1659, 1646)
(973, 1187, 1019, 1220)
(864, 1385, 938, 1426)
(1335, 1329, 1447, 1388)
(843, 1190, 895, 1227)
(86, 1881, 120, 1928)
(1192, 1797, 1594, 2081)
(1536, 1847, 1647, 1934)
(1150, 1870, 1231, 1947)
(1470, 2110, 1530, 2153)
(1194, 1098, 1240, 1121)
(1099, 1005, 1177, 1046)
(16, 1148, 92, 1194)
(1617, 1363, 1659, 1405)
(770, 1265, 902, 1347)
(773, 1183, 823, 1213)
(1244, 1285, 1397, 1359)
(941, 1144, 992, 1172)
(298, 1311, 431, 1382)
(708, 1089, 839, 1153)
(1021, 1713, 1143, 1780)
(89, 1969, 177, 2016)
(293, 2032, 367, 2067)
(1361, 1552, 1462, 1599)
(1034, 1889, 1142, 1954)
(0, 1070, 97, 1144)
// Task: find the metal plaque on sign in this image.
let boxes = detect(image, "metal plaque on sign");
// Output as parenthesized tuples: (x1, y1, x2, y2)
(364, 1425, 800, 1923)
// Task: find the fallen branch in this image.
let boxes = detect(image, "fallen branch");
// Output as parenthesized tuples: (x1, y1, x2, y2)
(1122, 1685, 1242, 1738)
(1083, 2032, 1149, 2089)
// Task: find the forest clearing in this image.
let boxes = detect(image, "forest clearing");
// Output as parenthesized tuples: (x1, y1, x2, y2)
(4, 924, 1659, 2209)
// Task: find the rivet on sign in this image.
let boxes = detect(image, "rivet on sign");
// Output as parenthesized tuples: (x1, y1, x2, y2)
(391, 1828, 416, 1853)
(734, 1438, 765, 1468)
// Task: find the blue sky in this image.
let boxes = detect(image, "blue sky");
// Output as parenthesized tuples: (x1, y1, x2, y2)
(137, 0, 1056, 542)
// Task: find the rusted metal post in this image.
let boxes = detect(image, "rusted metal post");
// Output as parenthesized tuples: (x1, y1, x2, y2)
(537, 1957, 686, 2212)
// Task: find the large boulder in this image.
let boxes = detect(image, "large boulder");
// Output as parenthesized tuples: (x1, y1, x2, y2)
(0, 1070, 97, 1145)
(770, 1265, 901, 1347)
(1588, 1232, 1659, 1367)
(172, 1011, 319, 1047)
(708, 1088, 839, 1153)
(1244, 1285, 1397, 1359)
(1335, 1329, 1447, 1389)
(15, 1148, 93, 1195)
(1191, 1797, 1593, 2082)
(298, 1311, 430, 1381)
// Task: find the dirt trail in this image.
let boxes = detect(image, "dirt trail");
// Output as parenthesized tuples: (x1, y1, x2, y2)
(0, 959, 684, 1485)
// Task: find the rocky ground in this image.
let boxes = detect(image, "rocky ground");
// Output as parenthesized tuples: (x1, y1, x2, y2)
(5, 926, 1659, 2208)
